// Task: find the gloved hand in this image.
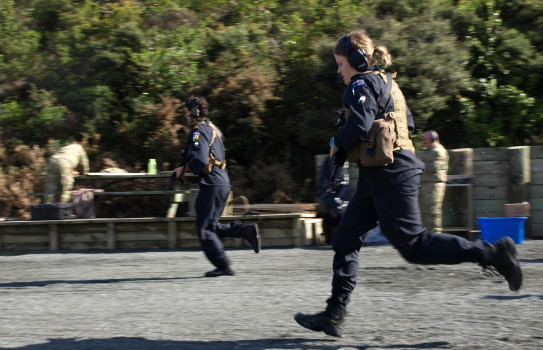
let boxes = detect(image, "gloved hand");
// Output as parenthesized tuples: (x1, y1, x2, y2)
(332, 150, 347, 167)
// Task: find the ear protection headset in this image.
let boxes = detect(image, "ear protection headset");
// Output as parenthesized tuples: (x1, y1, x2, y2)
(188, 97, 200, 118)
(339, 35, 368, 71)
(428, 130, 439, 142)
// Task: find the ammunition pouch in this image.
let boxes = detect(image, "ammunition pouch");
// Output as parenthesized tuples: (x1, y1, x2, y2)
(360, 117, 396, 167)
(347, 117, 396, 167)
(202, 152, 227, 174)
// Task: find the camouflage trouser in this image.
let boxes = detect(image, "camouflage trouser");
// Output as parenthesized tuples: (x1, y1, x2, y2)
(419, 182, 446, 232)
(44, 158, 74, 203)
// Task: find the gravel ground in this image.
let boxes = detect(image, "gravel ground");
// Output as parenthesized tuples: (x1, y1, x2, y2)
(0, 239, 542, 350)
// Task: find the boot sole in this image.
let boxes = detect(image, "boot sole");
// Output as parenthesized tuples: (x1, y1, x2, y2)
(294, 313, 342, 337)
(498, 237, 522, 291)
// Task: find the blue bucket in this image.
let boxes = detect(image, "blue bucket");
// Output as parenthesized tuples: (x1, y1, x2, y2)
(476, 217, 527, 244)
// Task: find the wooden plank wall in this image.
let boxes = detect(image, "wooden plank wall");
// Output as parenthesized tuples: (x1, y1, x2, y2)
(0, 214, 323, 252)
(529, 146, 543, 237)
(472, 147, 510, 220)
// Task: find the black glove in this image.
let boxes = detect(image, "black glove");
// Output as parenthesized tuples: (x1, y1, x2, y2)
(329, 151, 346, 184)
(332, 150, 347, 167)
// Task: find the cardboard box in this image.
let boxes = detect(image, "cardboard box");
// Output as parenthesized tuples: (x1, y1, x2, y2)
(477, 217, 527, 244)
(31, 203, 73, 220)
(505, 202, 531, 217)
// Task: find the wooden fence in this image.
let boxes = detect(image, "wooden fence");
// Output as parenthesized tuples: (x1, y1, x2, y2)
(0, 214, 324, 251)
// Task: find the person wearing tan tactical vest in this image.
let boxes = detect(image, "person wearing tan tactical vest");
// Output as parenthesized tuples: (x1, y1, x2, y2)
(172, 96, 261, 277)
(294, 29, 522, 338)
(44, 135, 89, 203)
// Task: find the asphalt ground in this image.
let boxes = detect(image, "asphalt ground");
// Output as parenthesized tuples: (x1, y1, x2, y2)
(1, 239, 542, 350)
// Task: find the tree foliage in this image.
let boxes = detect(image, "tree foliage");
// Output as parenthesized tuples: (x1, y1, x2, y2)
(1, 0, 542, 217)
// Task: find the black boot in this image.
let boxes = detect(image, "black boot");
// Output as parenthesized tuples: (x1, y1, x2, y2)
(204, 266, 235, 277)
(241, 223, 261, 253)
(482, 237, 522, 291)
(294, 299, 346, 337)
(204, 251, 234, 277)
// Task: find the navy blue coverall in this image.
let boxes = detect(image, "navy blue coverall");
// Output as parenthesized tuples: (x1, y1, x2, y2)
(330, 66, 487, 305)
(181, 118, 244, 269)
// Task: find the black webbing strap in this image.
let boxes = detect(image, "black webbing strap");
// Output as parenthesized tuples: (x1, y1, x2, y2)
(377, 72, 392, 117)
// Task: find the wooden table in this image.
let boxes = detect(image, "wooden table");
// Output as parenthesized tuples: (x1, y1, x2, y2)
(75, 172, 198, 217)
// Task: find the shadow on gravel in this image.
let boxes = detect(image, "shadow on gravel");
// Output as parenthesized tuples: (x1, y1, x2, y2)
(0, 276, 203, 288)
(359, 342, 450, 349)
(484, 294, 541, 300)
(6, 337, 452, 350)
(5, 337, 343, 350)
(358, 341, 451, 350)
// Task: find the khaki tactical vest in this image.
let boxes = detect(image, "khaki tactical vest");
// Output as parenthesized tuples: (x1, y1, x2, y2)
(345, 70, 415, 166)
(194, 120, 227, 174)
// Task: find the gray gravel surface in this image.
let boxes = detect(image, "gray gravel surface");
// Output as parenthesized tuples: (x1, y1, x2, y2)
(1, 240, 542, 349)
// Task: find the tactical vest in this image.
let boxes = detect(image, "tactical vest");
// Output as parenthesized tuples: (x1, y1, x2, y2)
(345, 70, 415, 166)
(195, 120, 227, 174)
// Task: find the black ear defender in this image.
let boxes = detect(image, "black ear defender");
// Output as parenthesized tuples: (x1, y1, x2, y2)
(188, 97, 200, 118)
(428, 130, 439, 142)
(339, 35, 368, 71)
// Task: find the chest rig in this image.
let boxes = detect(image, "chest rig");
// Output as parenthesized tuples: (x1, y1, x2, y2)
(194, 120, 227, 174)
(371, 70, 415, 154)
(345, 70, 415, 166)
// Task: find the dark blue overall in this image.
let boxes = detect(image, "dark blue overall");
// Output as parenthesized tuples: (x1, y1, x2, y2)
(183, 119, 244, 269)
(330, 67, 486, 305)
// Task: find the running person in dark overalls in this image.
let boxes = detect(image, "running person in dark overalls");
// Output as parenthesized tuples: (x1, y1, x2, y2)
(294, 29, 522, 337)
(172, 96, 261, 277)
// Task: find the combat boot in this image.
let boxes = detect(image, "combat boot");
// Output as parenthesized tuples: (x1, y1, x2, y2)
(294, 300, 346, 337)
(204, 266, 235, 277)
(482, 237, 522, 291)
(241, 223, 261, 253)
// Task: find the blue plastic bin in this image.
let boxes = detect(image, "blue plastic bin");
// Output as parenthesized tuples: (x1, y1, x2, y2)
(477, 217, 527, 244)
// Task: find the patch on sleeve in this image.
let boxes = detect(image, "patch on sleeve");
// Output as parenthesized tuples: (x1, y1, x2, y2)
(358, 94, 368, 105)
(193, 131, 200, 142)
(353, 79, 365, 88)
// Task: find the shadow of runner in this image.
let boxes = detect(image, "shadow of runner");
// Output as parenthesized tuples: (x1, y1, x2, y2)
(5, 337, 341, 350)
(359, 342, 450, 349)
(0, 276, 204, 288)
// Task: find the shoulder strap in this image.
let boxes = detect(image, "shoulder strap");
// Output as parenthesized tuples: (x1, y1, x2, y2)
(206, 121, 223, 149)
(361, 70, 392, 117)
(377, 72, 392, 116)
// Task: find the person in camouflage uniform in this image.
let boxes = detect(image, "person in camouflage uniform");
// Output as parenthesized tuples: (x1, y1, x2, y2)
(44, 137, 90, 203)
(418, 130, 449, 232)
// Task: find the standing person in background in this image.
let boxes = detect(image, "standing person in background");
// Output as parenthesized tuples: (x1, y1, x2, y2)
(172, 96, 261, 277)
(294, 29, 522, 338)
(44, 135, 89, 203)
(418, 130, 449, 232)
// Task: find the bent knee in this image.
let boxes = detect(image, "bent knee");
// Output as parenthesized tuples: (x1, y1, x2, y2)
(393, 236, 424, 264)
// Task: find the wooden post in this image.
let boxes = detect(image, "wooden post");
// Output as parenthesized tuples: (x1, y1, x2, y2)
(448, 148, 473, 176)
(443, 148, 474, 232)
(107, 222, 116, 250)
(294, 216, 302, 247)
(507, 146, 531, 203)
(167, 221, 177, 249)
(314, 154, 328, 185)
(48, 224, 58, 251)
